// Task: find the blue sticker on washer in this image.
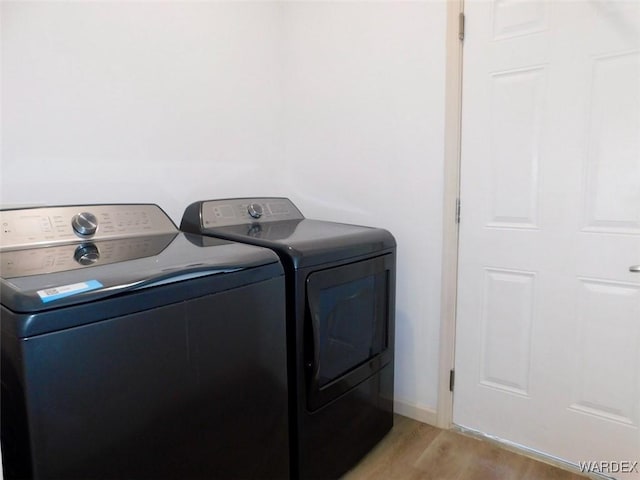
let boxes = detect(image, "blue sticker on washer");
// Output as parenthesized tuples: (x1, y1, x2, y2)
(37, 280, 103, 303)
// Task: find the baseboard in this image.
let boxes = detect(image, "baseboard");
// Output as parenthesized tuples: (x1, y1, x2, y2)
(393, 397, 438, 426)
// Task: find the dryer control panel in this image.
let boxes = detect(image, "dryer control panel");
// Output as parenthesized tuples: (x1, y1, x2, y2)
(199, 198, 304, 228)
(0, 204, 177, 251)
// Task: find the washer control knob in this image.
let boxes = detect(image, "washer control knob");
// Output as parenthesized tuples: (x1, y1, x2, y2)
(74, 243, 100, 266)
(71, 212, 98, 237)
(247, 203, 263, 219)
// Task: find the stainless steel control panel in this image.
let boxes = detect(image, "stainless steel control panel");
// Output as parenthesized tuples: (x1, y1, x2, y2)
(200, 198, 304, 228)
(0, 204, 177, 251)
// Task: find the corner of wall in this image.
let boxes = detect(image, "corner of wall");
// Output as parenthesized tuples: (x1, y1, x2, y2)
(394, 397, 438, 427)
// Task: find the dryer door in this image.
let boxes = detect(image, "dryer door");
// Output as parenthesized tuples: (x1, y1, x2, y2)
(305, 254, 395, 411)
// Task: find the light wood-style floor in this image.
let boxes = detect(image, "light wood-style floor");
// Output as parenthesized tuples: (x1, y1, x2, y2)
(343, 415, 588, 480)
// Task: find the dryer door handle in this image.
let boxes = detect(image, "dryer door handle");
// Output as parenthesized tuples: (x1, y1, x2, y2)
(310, 312, 320, 380)
(304, 294, 321, 385)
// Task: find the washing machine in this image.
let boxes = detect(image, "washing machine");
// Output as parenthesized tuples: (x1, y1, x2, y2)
(0, 203, 289, 480)
(181, 197, 396, 480)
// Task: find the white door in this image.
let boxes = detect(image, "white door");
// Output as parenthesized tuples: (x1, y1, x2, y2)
(454, 0, 640, 477)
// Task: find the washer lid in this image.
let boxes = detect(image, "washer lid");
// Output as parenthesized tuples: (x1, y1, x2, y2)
(1, 233, 281, 314)
(1, 202, 282, 314)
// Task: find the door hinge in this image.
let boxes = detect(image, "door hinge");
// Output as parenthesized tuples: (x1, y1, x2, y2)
(459, 12, 465, 41)
(456, 198, 461, 224)
(449, 369, 455, 392)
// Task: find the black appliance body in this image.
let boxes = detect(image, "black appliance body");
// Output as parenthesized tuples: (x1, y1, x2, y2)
(0, 204, 288, 480)
(181, 198, 396, 480)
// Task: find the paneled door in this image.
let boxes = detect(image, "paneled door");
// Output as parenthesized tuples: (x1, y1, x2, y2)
(454, 0, 640, 476)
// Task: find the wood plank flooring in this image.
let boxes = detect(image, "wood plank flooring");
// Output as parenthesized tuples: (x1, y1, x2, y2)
(342, 415, 588, 480)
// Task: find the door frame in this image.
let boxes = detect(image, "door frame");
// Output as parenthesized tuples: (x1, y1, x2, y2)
(436, 0, 464, 429)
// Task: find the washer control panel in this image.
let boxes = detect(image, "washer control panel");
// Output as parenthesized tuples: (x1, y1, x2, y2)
(200, 198, 304, 228)
(0, 204, 177, 251)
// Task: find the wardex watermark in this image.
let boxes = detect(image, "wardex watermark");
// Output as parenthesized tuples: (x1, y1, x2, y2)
(578, 460, 639, 474)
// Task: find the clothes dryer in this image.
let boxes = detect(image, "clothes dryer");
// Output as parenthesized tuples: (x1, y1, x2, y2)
(181, 197, 396, 480)
(0, 204, 288, 480)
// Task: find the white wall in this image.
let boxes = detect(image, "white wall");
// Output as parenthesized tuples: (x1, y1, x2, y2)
(1, 0, 446, 421)
(280, 1, 446, 416)
(1, 1, 284, 222)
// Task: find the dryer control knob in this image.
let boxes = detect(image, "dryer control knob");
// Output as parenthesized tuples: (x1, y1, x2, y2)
(74, 243, 100, 266)
(72, 212, 98, 237)
(247, 203, 264, 219)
